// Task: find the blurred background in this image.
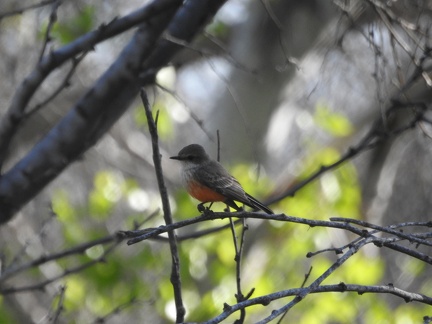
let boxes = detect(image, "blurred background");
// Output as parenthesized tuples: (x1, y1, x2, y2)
(0, 0, 431, 322)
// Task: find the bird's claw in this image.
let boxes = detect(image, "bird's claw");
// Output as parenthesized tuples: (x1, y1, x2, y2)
(197, 203, 206, 213)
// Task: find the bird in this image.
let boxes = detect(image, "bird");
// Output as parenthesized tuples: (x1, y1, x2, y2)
(170, 144, 273, 214)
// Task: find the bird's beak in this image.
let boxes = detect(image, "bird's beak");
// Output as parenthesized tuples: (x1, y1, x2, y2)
(170, 155, 181, 160)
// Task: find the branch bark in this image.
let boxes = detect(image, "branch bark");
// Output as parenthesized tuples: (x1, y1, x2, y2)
(0, 0, 227, 224)
(141, 89, 185, 322)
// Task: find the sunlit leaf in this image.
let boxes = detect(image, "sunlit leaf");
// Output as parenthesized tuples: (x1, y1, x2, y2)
(314, 104, 354, 137)
(50, 6, 95, 44)
(89, 171, 125, 218)
(51, 190, 76, 222)
(63, 277, 86, 311)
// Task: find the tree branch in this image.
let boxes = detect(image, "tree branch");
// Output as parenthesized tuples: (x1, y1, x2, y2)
(0, 0, 182, 224)
(257, 237, 371, 322)
(229, 218, 250, 323)
(0, 233, 121, 284)
(204, 282, 432, 323)
(0, 242, 119, 295)
(266, 101, 427, 205)
(141, 89, 185, 322)
(0, 0, 183, 170)
(0, 0, 57, 20)
(0, 0, 229, 225)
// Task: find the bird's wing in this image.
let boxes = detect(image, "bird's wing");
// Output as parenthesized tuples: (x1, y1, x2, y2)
(195, 161, 251, 206)
(196, 161, 273, 213)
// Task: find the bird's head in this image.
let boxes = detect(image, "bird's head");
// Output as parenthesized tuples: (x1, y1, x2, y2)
(170, 144, 210, 165)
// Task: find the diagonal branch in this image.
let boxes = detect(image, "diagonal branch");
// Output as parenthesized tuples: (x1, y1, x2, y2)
(0, 0, 228, 224)
(0, 242, 119, 295)
(0, 0, 57, 20)
(25, 53, 87, 119)
(204, 282, 432, 323)
(0, 0, 182, 170)
(0, 233, 121, 284)
(266, 101, 427, 205)
(257, 237, 371, 323)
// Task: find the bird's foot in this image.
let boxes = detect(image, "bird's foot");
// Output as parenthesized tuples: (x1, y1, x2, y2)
(202, 208, 214, 216)
(197, 203, 206, 213)
(197, 202, 214, 213)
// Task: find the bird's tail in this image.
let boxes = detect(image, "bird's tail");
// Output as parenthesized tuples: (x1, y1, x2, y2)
(245, 193, 273, 214)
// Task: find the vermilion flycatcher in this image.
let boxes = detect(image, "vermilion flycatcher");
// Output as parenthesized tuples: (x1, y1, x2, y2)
(170, 144, 273, 214)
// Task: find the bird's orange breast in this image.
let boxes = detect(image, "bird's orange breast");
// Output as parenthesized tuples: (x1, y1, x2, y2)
(187, 180, 225, 202)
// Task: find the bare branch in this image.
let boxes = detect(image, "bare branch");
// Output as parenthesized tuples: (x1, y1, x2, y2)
(205, 282, 432, 323)
(50, 285, 66, 323)
(141, 89, 185, 322)
(0, 233, 121, 284)
(0, 0, 57, 20)
(266, 101, 427, 206)
(38, 0, 61, 62)
(229, 218, 250, 323)
(330, 217, 432, 247)
(0, 243, 119, 295)
(0, 0, 183, 170)
(25, 53, 87, 119)
(93, 296, 138, 324)
(0, 0, 183, 224)
(0, 0, 229, 224)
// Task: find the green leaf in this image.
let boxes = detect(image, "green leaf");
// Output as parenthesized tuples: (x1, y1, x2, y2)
(88, 171, 125, 218)
(134, 101, 174, 139)
(51, 190, 76, 222)
(48, 6, 95, 44)
(314, 104, 354, 137)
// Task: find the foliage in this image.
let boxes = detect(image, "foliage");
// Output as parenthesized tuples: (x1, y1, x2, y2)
(47, 5, 95, 45)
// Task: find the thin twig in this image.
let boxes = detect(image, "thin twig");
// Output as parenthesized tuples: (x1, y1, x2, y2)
(267, 101, 426, 205)
(155, 82, 214, 141)
(140, 89, 185, 322)
(257, 237, 372, 323)
(164, 33, 252, 74)
(0, 210, 157, 293)
(93, 296, 138, 323)
(149, 219, 243, 242)
(4, 210, 57, 271)
(0, 0, 57, 20)
(0, 233, 121, 283)
(51, 285, 66, 323)
(204, 282, 432, 323)
(278, 266, 313, 324)
(0, 243, 119, 295)
(216, 130, 220, 162)
(330, 217, 432, 247)
(0, 0, 183, 171)
(176, 219, 242, 241)
(228, 218, 249, 323)
(38, 0, 61, 62)
(25, 53, 87, 119)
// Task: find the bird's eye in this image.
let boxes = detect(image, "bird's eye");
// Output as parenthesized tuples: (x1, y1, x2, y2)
(187, 155, 194, 160)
